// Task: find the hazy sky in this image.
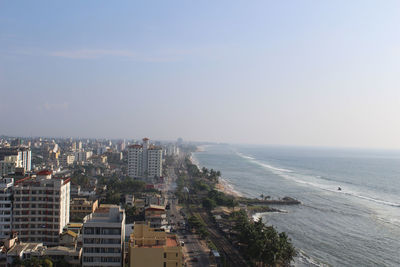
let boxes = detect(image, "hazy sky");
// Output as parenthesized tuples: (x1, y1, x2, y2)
(1, 1, 400, 148)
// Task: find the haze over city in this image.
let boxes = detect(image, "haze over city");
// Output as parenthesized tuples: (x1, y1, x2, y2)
(1, 1, 400, 148)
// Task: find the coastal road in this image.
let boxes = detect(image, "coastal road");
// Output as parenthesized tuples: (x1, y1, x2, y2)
(165, 164, 210, 267)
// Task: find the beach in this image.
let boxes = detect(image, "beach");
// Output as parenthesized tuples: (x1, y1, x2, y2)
(215, 178, 242, 197)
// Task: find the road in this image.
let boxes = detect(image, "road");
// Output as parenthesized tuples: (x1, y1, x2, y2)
(164, 165, 211, 267)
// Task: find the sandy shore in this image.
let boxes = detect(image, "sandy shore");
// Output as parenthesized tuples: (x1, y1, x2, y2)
(216, 178, 242, 197)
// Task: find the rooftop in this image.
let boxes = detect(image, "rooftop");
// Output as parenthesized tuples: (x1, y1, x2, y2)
(83, 204, 124, 224)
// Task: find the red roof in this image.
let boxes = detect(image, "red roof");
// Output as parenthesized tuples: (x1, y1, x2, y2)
(36, 170, 52, 176)
(145, 184, 155, 189)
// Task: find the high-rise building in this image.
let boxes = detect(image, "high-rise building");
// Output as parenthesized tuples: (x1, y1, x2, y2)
(0, 178, 13, 239)
(78, 141, 83, 151)
(82, 204, 125, 267)
(12, 170, 70, 245)
(127, 138, 163, 179)
(147, 148, 163, 178)
(127, 145, 143, 178)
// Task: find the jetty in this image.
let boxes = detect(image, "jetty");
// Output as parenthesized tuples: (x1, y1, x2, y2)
(239, 196, 301, 205)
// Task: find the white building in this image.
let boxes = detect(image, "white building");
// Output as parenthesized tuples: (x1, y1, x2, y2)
(60, 154, 75, 166)
(0, 147, 31, 174)
(0, 156, 22, 177)
(166, 144, 180, 156)
(0, 178, 13, 239)
(82, 205, 125, 267)
(127, 138, 163, 179)
(147, 148, 163, 178)
(127, 145, 143, 178)
(12, 170, 70, 245)
(75, 151, 93, 163)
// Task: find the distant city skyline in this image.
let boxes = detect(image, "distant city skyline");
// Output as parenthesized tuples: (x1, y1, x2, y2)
(2, 1, 400, 149)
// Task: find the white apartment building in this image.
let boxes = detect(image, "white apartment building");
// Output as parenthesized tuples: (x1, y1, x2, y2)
(0, 156, 22, 177)
(127, 138, 163, 179)
(147, 148, 163, 178)
(127, 145, 143, 177)
(12, 170, 70, 245)
(0, 178, 13, 239)
(75, 151, 93, 163)
(82, 205, 125, 267)
(0, 147, 31, 174)
(60, 154, 75, 166)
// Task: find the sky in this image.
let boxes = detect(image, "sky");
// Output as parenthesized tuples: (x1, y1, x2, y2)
(1, 1, 400, 148)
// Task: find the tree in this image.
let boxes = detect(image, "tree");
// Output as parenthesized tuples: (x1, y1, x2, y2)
(42, 258, 53, 267)
(202, 167, 209, 176)
(202, 198, 217, 210)
(233, 211, 296, 266)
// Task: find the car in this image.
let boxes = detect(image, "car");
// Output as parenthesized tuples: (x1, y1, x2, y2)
(183, 235, 187, 238)
(191, 257, 198, 262)
(180, 241, 185, 246)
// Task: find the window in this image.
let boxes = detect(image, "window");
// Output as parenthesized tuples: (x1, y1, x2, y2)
(164, 253, 166, 258)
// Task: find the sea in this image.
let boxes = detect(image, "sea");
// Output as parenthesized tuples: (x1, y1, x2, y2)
(191, 144, 400, 267)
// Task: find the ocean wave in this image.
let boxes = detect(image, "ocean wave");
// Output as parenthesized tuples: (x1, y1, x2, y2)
(236, 152, 255, 160)
(190, 153, 201, 169)
(295, 249, 331, 267)
(236, 152, 293, 172)
(237, 152, 400, 209)
(375, 216, 400, 228)
(280, 172, 400, 208)
(343, 192, 400, 208)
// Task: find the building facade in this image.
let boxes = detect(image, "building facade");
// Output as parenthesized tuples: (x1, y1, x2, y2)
(145, 205, 167, 229)
(127, 138, 162, 179)
(0, 178, 13, 239)
(70, 198, 98, 222)
(82, 205, 125, 267)
(0, 147, 31, 176)
(129, 222, 183, 267)
(12, 170, 70, 245)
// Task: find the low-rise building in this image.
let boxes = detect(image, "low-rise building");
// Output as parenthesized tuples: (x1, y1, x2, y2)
(145, 205, 167, 229)
(128, 222, 183, 267)
(125, 195, 134, 206)
(43, 245, 82, 266)
(133, 198, 145, 215)
(70, 198, 98, 222)
(6, 242, 44, 263)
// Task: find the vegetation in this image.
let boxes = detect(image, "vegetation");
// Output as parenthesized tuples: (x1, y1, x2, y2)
(207, 189, 238, 208)
(185, 157, 220, 183)
(97, 176, 147, 204)
(13, 257, 55, 267)
(188, 214, 209, 239)
(124, 204, 143, 223)
(230, 210, 296, 267)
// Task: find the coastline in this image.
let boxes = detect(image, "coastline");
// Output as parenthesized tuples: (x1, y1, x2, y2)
(191, 151, 243, 198)
(215, 177, 243, 197)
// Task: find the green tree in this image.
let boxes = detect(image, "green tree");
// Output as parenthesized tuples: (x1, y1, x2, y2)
(202, 198, 217, 210)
